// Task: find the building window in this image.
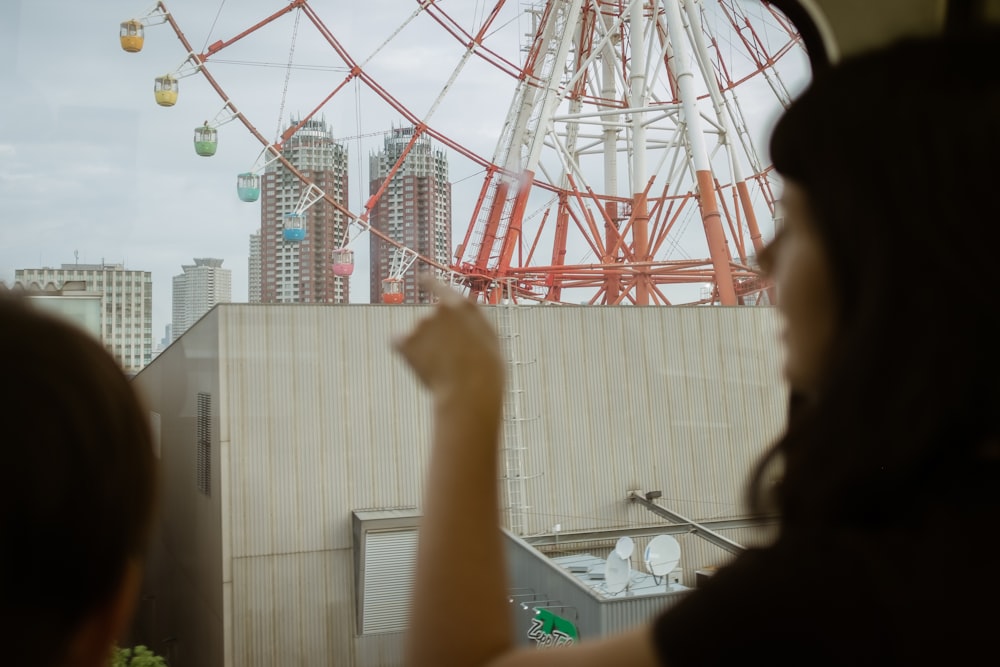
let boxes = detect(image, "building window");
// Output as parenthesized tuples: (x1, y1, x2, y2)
(196, 392, 211, 496)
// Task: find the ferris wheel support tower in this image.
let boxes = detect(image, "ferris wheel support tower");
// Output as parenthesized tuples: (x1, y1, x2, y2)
(664, 0, 736, 305)
(454, 0, 800, 306)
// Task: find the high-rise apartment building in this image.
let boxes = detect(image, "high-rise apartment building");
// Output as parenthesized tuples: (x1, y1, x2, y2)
(172, 258, 232, 340)
(14, 263, 153, 374)
(248, 232, 261, 304)
(256, 118, 350, 303)
(369, 126, 452, 303)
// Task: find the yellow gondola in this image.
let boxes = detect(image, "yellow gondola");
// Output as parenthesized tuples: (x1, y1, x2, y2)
(154, 75, 178, 107)
(120, 20, 144, 53)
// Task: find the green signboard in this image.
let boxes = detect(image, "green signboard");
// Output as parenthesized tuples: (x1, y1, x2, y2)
(526, 608, 578, 647)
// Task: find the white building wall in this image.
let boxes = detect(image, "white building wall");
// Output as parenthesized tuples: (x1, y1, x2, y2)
(216, 305, 431, 666)
(25, 291, 103, 340)
(16, 263, 153, 373)
(137, 303, 787, 666)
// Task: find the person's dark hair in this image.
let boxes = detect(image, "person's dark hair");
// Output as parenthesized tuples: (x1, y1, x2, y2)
(0, 295, 157, 666)
(751, 29, 1000, 531)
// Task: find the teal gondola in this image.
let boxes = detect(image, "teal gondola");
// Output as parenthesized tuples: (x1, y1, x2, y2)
(237, 172, 260, 202)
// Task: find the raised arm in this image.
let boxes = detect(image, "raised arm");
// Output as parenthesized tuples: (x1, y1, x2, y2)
(396, 279, 661, 667)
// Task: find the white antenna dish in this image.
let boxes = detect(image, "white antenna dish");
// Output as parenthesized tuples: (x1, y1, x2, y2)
(615, 536, 634, 560)
(604, 551, 630, 594)
(644, 534, 681, 577)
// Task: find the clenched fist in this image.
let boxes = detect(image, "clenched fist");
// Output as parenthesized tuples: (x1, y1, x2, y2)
(395, 277, 506, 420)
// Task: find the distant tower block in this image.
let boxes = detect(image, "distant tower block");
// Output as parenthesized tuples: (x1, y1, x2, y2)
(369, 127, 451, 304)
(258, 118, 350, 304)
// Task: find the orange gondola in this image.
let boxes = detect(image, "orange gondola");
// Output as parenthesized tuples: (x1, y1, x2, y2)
(381, 278, 404, 304)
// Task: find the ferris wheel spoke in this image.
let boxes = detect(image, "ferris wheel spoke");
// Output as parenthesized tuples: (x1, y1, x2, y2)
(422, 0, 530, 81)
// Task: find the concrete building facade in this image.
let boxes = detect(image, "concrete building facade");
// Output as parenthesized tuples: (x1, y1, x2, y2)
(369, 127, 451, 304)
(248, 233, 261, 304)
(13, 280, 103, 340)
(257, 118, 350, 304)
(172, 258, 232, 341)
(132, 304, 786, 666)
(15, 263, 152, 373)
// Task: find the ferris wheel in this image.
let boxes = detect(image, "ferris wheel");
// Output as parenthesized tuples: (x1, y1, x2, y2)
(120, 0, 806, 305)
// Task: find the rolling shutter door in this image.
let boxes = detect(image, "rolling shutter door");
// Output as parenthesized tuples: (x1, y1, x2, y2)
(362, 529, 419, 634)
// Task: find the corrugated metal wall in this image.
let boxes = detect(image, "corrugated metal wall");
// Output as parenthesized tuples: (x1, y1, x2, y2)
(231, 550, 349, 665)
(507, 305, 786, 535)
(219, 305, 433, 667)
(221, 305, 432, 560)
(142, 303, 786, 666)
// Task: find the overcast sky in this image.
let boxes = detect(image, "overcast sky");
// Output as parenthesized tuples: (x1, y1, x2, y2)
(0, 0, 807, 338)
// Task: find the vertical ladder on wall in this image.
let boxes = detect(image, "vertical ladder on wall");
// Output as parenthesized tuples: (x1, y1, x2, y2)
(496, 288, 530, 536)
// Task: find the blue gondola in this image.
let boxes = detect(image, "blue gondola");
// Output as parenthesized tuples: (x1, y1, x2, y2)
(283, 213, 306, 242)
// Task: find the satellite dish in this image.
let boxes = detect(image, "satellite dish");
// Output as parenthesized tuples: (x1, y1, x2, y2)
(644, 534, 681, 577)
(615, 536, 634, 560)
(605, 551, 630, 594)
